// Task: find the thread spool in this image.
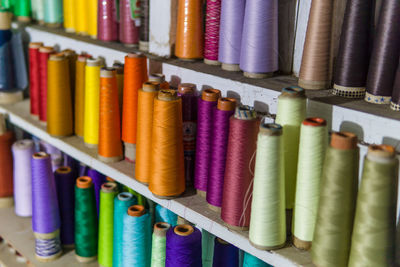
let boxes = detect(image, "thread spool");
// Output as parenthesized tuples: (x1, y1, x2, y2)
(61, 49, 77, 104)
(74, 54, 90, 137)
(175, 0, 204, 60)
(84, 58, 102, 148)
(54, 166, 75, 247)
(275, 86, 306, 212)
(212, 238, 239, 267)
(155, 204, 177, 226)
(31, 152, 62, 262)
(365, 0, 400, 104)
(149, 89, 185, 199)
(14, 0, 31, 22)
(391, 58, 400, 110)
(177, 83, 197, 188)
(204, 0, 222, 65)
(88, 0, 97, 38)
(113, 192, 136, 267)
(38, 46, 55, 124)
(75, 176, 98, 263)
(98, 67, 123, 163)
(75, 0, 88, 35)
(63, 0, 75, 32)
(151, 222, 171, 267)
(139, 0, 150, 51)
(218, 0, 246, 71)
(201, 230, 215, 267)
(298, 0, 334, 89)
(333, 0, 373, 98)
(44, 0, 63, 27)
(240, 0, 278, 78)
(311, 132, 359, 267)
(166, 224, 202, 267)
(31, 0, 45, 23)
(0, 1, 13, 14)
(12, 139, 34, 216)
(98, 182, 118, 267)
(293, 118, 328, 250)
(136, 81, 160, 184)
(39, 141, 63, 172)
(87, 168, 106, 215)
(348, 145, 398, 266)
(0, 117, 14, 208)
(122, 205, 152, 267)
(221, 106, 259, 230)
(112, 62, 124, 108)
(122, 53, 148, 162)
(206, 97, 236, 211)
(47, 54, 73, 137)
(119, 0, 140, 46)
(149, 73, 169, 89)
(243, 252, 271, 267)
(249, 122, 286, 250)
(29, 42, 43, 118)
(194, 89, 221, 196)
(97, 0, 118, 42)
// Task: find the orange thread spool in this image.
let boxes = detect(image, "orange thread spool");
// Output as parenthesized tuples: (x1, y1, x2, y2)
(149, 90, 185, 198)
(175, 0, 204, 60)
(112, 62, 124, 110)
(135, 81, 160, 184)
(98, 67, 123, 163)
(0, 115, 15, 207)
(122, 53, 148, 162)
(149, 73, 170, 89)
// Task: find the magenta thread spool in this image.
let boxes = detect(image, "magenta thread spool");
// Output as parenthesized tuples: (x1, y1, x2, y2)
(119, 0, 140, 46)
(97, 0, 118, 42)
(204, 0, 222, 65)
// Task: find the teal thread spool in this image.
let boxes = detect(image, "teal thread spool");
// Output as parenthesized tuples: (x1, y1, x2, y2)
(44, 0, 62, 27)
(243, 252, 272, 267)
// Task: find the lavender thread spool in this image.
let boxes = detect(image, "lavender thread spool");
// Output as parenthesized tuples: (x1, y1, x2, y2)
(31, 152, 62, 262)
(194, 89, 221, 196)
(240, 0, 279, 78)
(119, 0, 140, 47)
(12, 139, 34, 217)
(97, 0, 118, 42)
(166, 224, 202, 267)
(218, 0, 246, 71)
(54, 166, 75, 247)
(206, 98, 237, 212)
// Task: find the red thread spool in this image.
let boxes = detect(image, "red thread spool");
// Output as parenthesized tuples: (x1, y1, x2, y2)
(29, 42, 43, 118)
(0, 116, 15, 207)
(38, 46, 55, 124)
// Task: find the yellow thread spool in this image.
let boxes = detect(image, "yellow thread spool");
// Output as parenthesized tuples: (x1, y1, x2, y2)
(84, 58, 102, 148)
(63, 0, 75, 32)
(75, 0, 88, 35)
(75, 54, 89, 137)
(88, 0, 98, 38)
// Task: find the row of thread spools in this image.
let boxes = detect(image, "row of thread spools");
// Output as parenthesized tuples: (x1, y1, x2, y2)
(0, 124, 270, 267)
(26, 38, 400, 266)
(3, 0, 400, 108)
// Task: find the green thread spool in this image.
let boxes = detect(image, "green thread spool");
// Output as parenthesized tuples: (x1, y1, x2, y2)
(44, 0, 62, 27)
(151, 222, 171, 267)
(98, 182, 118, 267)
(14, 0, 30, 22)
(275, 86, 306, 211)
(249, 122, 286, 250)
(1, 0, 14, 12)
(293, 117, 327, 250)
(75, 176, 98, 263)
(202, 230, 215, 267)
(311, 132, 359, 267)
(348, 145, 398, 267)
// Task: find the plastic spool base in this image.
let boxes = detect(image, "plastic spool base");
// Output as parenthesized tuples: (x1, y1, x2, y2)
(39, 120, 47, 126)
(62, 244, 75, 249)
(38, 20, 45, 25)
(196, 190, 206, 197)
(36, 250, 62, 262)
(84, 142, 97, 149)
(75, 255, 97, 263)
(17, 16, 31, 23)
(46, 23, 62, 28)
(177, 57, 200, 62)
(31, 114, 39, 120)
(152, 192, 181, 200)
(65, 28, 75, 33)
(0, 197, 13, 208)
(250, 240, 285, 251)
(221, 63, 240, 72)
(204, 59, 221, 66)
(124, 142, 136, 163)
(139, 41, 149, 52)
(98, 154, 123, 163)
(244, 72, 273, 79)
(223, 222, 249, 231)
(298, 79, 331, 90)
(123, 43, 138, 48)
(207, 203, 221, 213)
(293, 235, 311, 251)
(0, 91, 23, 104)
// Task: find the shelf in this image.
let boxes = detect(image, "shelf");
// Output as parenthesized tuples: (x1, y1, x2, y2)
(0, 100, 312, 266)
(19, 23, 400, 147)
(0, 207, 97, 267)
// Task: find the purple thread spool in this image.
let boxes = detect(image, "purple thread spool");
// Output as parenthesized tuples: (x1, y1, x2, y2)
(98, 0, 118, 41)
(31, 152, 62, 261)
(239, 0, 279, 78)
(39, 141, 63, 172)
(178, 83, 198, 188)
(194, 89, 221, 196)
(206, 98, 237, 211)
(119, 0, 140, 46)
(54, 166, 75, 247)
(212, 238, 239, 267)
(87, 168, 106, 216)
(204, 0, 222, 65)
(79, 163, 88, 177)
(12, 139, 34, 217)
(166, 225, 202, 267)
(218, 0, 246, 71)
